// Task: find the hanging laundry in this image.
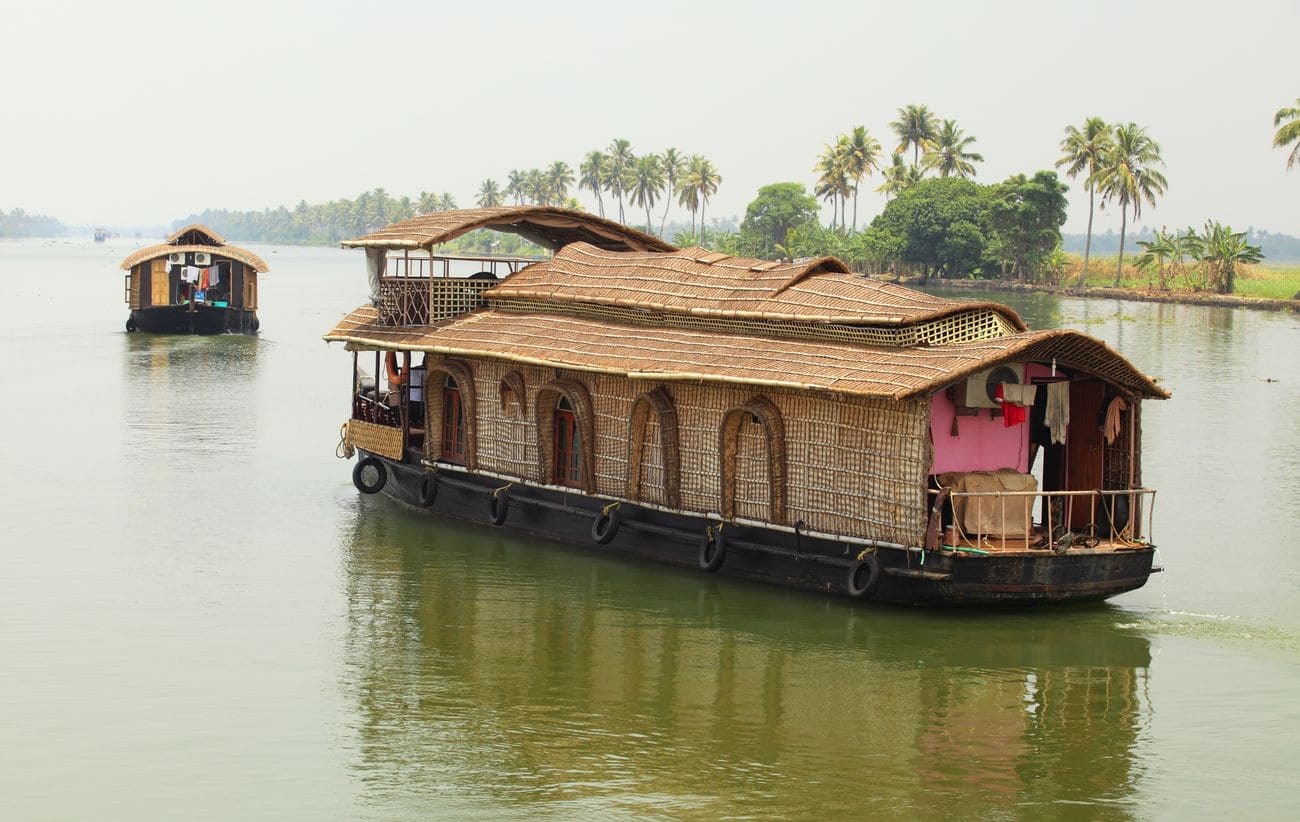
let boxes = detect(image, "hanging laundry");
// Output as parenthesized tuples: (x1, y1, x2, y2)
(1002, 383, 1037, 407)
(208, 266, 221, 286)
(997, 384, 1027, 427)
(1104, 396, 1129, 444)
(199, 268, 210, 290)
(181, 265, 200, 283)
(1045, 382, 1070, 444)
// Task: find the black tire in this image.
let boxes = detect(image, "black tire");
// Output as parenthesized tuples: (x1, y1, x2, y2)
(591, 507, 622, 545)
(417, 473, 438, 507)
(250, 316, 260, 333)
(488, 492, 509, 526)
(846, 554, 882, 599)
(699, 528, 726, 572)
(125, 316, 138, 332)
(352, 457, 386, 494)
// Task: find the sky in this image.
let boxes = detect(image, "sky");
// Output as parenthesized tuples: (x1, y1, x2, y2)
(3, 0, 1297, 236)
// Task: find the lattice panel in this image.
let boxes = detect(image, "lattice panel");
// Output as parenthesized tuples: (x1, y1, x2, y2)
(380, 279, 497, 326)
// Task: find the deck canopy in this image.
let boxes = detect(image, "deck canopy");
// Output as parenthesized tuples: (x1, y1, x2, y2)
(487, 242, 1027, 329)
(339, 206, 676, 253)
(325, 306, 1167, 401)
(119, 223, 269, 272)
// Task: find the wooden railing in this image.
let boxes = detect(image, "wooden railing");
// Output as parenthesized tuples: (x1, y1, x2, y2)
(926, 487, 1156, 552)
(378, 278, 498, 325)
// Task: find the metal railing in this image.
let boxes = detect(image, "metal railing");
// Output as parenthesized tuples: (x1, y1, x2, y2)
(353, 395, 401, 427)
(927, 487, 1156, 552)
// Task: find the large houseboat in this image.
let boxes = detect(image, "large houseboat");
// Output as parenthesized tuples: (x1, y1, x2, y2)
(326, 207, 1168, 605)
(120, 224, 266, 334)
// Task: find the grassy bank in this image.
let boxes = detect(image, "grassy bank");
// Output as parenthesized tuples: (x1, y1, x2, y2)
(1064, 255, 1300, 301)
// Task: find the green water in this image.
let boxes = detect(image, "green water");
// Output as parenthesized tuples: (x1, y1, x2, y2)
(1, 240, 1297, 819)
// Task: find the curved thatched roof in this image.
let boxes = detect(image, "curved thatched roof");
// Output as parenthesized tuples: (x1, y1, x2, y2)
(119, 242, 270, 273)
(166, 224, 226, 245)
(324, 306, 1166, 400)
(340, 207, 675, 253)
(486, 242, 1027, 329)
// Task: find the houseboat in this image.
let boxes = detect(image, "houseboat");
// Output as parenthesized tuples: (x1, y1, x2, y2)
(120, 224, 266, 334)
(326, 206, 1169, 606)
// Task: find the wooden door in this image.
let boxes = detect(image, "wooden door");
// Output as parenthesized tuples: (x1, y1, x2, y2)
(553, 407, 583, 487)
(150, 259, 170, 306)
(1066, 380, 1105, 527)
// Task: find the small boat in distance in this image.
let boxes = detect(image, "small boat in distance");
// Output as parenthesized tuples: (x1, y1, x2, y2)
(120, 224, 267, 334)
(326, 207, 1169, 606)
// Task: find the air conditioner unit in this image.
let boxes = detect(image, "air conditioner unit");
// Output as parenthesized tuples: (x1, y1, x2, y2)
(167, 251, 187, 265)
(193, 251, 211, 266)
(964, 363, 1026, 409)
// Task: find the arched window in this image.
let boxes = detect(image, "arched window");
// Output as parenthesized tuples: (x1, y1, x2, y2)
(626, 386, 681, 508)
(441, 374, 467, 464)
(719, 396, 788, 524)
(553, 396, 584, 487)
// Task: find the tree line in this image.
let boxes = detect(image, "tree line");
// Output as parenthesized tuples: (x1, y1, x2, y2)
(0, 207, 64, 238)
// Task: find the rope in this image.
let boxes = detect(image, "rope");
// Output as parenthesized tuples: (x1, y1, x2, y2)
(601, 501, 622, 516)
(336, 422, 355, 459)
(492, 482, 514, 499)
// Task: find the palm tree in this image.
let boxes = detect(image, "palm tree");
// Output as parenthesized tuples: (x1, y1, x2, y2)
(842, 126, 881, 230)
(922, 119, 983, 179)
(1056, 116, 1113, 288)
(813, 139, 850, 230)
(579, 151, 607, 217)
(476, 179, 502, 208)
(659, 148, 685, 234)
(877, 153, 921, 200)
(681, 155, 721, 235)
(416, 191, 440, 215)
(605, 138, 635, 222)
(1094, 122, 1168, 287)
(890, 104, 939, 169)
(546, 161, 574, 204)
(505, 170, 526, 206)
(676, 175, 700, 235)
(1135, 228, 1176, 289)
(437, 192, 457, 211)
(1199, 220, 1263, 293)
(524, 169, 547, 205)
(629, 155, 665, 231)
(1273, 99, 1300, 171)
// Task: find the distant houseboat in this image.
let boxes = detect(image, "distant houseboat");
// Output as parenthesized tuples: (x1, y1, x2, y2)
(120, 224, 266, 334)
(94, 228, 110, 243)
(326, 207, 1169, 606)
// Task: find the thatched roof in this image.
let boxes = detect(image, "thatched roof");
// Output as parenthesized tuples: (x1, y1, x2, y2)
(488, 242, 1027, 329)
(166, 224, 225, 245)
(325, 306, 1167, 400)
(119, 242, 270, 272)
(340, 207, 675, 253)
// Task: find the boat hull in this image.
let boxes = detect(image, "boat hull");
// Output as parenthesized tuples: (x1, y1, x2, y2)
(128, 306, 259, 335)
(358, 450, 1156, 607)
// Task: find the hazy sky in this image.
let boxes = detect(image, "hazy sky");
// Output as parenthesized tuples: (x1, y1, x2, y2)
(4, 0, 1297, 235)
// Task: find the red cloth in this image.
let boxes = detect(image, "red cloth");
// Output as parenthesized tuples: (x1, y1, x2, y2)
(997, 383, 1026, 427)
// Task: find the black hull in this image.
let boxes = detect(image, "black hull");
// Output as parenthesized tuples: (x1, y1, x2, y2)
(128, 306, 258, 335)
(358, 450, 1155, 607)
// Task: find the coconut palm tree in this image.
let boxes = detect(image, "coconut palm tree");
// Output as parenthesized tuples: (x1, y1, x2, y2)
(676, 175, 700, 235)
(659, 148, 685, 234)
(525, 168, 548, 205)
(1273, 99, 1300, 171)
(605, 138, 635, 223)
(579, 151, 607, 217)
(629, 155, 665, 231)
(843, 126, 881, 231)
(1056, 116, 1113, 288)
(416, 191, 440, 215)
(922, 119, 983, 179)
(890, 103, 939, 169)
(505, 170, 526, 206)
(876, 153, 921, 200)
(437, 193, 457, 211)
(682, 155, 721, 235)
(813, 139, 850, 230)
(546, 161, 574, 204)
(476, 179, 502, 208)
(1094, 122, 1168, 287)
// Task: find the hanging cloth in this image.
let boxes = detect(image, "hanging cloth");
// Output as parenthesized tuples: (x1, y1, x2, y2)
(199, 267, 210, 290)
(997, 384, 1027, 427)
(1103, 396, 1128, 444)
(1045, 382, 1070, 444)
(208, 266, 221, 286)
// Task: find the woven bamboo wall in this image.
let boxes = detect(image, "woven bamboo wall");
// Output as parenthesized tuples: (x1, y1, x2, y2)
(437, 356, 931, 545)
(346, 419, 404, 461)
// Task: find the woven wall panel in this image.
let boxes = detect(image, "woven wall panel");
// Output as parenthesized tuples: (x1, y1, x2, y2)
(346, 419, 404, 461)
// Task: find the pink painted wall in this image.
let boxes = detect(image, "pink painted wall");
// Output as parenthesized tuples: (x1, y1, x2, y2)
(928, 363, 1052, 475)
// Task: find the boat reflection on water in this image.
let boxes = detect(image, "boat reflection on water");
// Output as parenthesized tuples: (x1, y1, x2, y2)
(339, 502, 1152, 818)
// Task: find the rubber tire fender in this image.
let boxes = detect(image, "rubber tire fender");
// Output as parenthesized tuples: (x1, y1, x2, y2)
(699, 527, 727, 572)
(846, 554, 882, 599)
(488, 491, 509, 526)
(125, 316, 138, 332)
(417, 472, 438, 507)
(591, 507, 622, 545)
(352, 456, 387, 494)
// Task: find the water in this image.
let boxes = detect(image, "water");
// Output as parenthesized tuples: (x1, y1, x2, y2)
(2, 239, 1297, 819)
